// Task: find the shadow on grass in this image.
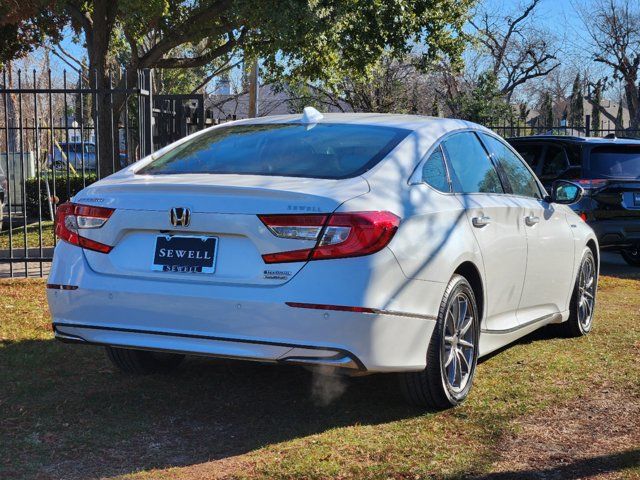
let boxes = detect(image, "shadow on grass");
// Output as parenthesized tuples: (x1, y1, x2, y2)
(0, 338, 422, 479)
(599, 252, 640, 280)
(472, 449, 640, 480)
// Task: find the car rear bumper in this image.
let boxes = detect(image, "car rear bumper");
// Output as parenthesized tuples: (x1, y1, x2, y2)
(589, 219, 640, 249)
(47, 243, 441, 373)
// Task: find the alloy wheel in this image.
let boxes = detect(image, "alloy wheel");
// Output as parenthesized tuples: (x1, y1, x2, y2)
(441, 293, 476, 393)
(577, 255, 596, 331)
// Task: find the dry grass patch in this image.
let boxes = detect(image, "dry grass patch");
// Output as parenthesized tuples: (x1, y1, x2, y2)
(0, 260, 638, 479)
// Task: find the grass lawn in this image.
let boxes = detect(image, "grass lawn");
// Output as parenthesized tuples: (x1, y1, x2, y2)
(0, 258, 638, 479)
(0, 221, 55, 250)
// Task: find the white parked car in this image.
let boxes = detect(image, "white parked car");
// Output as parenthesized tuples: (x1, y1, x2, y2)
(48, 110, 598, 408)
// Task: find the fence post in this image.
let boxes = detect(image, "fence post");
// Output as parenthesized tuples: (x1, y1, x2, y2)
(141, 69, 154, 156)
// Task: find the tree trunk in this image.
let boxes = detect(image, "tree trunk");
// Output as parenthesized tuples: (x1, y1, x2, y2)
(85, 1, 119, 179)
(6, 63, 17, 153)
(627, 83, 640, 131)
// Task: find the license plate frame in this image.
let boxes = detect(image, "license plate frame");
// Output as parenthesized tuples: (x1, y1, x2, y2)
(152, 235, 218, 274)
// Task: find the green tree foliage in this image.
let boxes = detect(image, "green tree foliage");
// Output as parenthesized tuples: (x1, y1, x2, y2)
(457, 71, 511, 124)
(1, 0, 473, 85)
(0, 4, 64, 67)
(569, 73, 584, 127)
(1, 0, 475, 175)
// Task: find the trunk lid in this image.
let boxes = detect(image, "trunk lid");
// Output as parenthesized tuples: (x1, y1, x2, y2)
(74, 173, 369, 285)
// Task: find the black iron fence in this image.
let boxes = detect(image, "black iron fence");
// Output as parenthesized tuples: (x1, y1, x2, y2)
(488, 114, 640, 140)
(0, 68, 214, 277)
(1, 76, 639, 278)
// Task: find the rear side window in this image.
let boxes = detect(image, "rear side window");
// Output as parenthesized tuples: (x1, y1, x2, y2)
(422, 146, 450, 192)
(443, 132, 504, 194)
(481, 133, 541, 199)
(587, 146, 640, 179)
(138, 123, 410, 179)
(512, 144, 541, 169)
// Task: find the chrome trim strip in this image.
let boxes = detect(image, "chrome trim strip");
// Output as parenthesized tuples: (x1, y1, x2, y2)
(285, 302, 436, 321)
(481, 313, 562, 334)
(52, 322, 367, 370)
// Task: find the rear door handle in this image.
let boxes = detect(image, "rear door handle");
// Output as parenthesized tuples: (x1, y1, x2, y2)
(472, 216, 491, 228)
(525, 215, 540, 226)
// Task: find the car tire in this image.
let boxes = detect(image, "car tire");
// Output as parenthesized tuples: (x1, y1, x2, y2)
(621, 246, 640, 267)
(399, 274, 480, 409)
(105, 346, 185, 374)
(560, 248, 597, 337)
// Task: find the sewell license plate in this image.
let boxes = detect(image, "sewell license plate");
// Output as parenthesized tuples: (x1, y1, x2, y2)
(152, 235, 217, 273)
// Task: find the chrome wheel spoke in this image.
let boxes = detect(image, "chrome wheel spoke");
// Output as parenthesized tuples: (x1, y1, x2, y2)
(445, 310, 456, 336)
(459, 315, 473, 336)
(457, 348, 470, 373)
(458, 338, 474, 349)
(454, 350, 463, 385)
(444, 335, 456, 345)
(451, 299, 460, 329)
(448, 352, 458, 385)
(457, 297, 468, 330)
(444, 346, 455, 367)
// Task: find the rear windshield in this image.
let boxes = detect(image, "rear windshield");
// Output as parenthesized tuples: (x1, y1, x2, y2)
(587, 146, 640, 179)
(138, 123, 410, 179)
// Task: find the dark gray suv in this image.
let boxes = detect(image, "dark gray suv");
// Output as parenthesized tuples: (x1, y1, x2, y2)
(508, 135, 640, 266)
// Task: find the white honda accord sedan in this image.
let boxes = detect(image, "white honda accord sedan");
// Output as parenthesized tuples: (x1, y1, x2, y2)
(48, 109, 598, 408)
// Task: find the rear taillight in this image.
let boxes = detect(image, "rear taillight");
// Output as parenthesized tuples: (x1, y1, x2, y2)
(575, 179, 608, 190)
(55, 202, 114, 253)
(259, 211, 400, 263)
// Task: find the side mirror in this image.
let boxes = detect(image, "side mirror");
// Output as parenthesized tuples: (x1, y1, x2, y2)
(548, 180, 584, 205)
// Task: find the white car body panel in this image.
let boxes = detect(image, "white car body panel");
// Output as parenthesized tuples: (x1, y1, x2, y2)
(48, 113, 599, 372)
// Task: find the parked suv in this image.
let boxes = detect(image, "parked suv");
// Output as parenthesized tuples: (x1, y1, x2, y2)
(508, 135, 640, 266)
(51, 142, 128, 172)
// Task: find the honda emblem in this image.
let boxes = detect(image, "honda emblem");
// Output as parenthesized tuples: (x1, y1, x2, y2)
(170, 207, 191, 227)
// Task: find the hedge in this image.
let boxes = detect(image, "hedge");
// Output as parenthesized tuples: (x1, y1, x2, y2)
(24, 174, 97, 219)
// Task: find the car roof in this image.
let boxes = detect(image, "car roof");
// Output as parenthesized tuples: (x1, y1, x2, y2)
(508, 135, 640, 145)
(228, 112, 490, 134)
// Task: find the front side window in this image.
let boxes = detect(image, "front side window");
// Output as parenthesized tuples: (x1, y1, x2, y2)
(422, 146, 450, 192)
(138, 123, 410, 179)
(443, 132, 503, 194)
(481, 133, 542, 199)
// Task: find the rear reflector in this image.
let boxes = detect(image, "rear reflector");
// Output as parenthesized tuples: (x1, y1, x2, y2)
(55, 202, 114, 253)
(285, 302, 377, 314)
(259, 211, 400, 263)
(46, 284, 79, 290)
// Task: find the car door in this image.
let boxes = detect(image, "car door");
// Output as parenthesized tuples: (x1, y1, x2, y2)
(479, 133, 575, 324)
(442, 131, 527, 332)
